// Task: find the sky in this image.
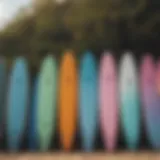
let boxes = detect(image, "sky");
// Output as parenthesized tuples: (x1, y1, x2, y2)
(0, 0, 65, 29)
(0, 0, 31, 28)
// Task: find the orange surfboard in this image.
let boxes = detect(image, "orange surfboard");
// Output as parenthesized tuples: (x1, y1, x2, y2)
(59, 51, 77, 151)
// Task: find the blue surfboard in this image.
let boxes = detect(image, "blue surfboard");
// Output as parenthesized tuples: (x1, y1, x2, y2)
(0, 58, 7, 142)
(28, 76, 38, 150)
(6, 57, 30, 151)
(79, 51, 98, 151)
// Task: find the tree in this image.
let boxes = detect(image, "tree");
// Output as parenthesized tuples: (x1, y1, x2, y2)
(64, 0, 159, 51)
(0, 0, 159, 60)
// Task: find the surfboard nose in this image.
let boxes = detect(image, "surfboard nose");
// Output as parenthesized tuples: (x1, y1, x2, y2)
(141, 54, 154, 72)
(141, 55, 155, 86)
(62, 51, 75, 65)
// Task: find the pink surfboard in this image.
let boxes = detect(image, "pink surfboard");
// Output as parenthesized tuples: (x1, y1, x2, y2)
(99, 52, 118, 151)
(156, 60, 160, 95)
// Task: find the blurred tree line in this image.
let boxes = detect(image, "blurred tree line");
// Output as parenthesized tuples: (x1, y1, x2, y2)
(0, 0, 159, 68)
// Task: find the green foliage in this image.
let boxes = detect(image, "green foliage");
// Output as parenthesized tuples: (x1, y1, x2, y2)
(0, 0, 159, 68)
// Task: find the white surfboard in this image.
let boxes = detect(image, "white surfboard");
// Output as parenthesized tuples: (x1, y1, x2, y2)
(119, 52, 140, 150)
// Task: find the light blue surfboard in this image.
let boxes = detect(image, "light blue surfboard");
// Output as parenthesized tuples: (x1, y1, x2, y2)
(79, 51, 98, 151)
(119, 52, 140, 150)
(6, 57, 30, 151)
(28, 76, 38, 150)
(0, 58, 7, 142)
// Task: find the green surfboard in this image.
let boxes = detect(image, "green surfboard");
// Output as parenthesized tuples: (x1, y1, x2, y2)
(37, 55, 57, 151)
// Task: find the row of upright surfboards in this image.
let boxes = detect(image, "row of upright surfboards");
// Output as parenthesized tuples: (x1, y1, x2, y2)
(1, 51, 160, 152)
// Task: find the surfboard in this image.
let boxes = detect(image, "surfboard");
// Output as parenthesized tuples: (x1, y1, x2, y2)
(141, 55, 160, 149)
(6, 57, 30, 151)
(28, 76, 38, 150)
(119, 52, 140, 150)
(156, 60, 160, 95)
(99, 52, 118, 151)
(0, 58, 7, 144)
(37, 55, 57, 151)
(59, 52, 77, 151)
(79, 51, 98, 151)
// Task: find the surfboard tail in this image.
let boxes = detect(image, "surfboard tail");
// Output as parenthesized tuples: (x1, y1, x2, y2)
(144, 94, 160, 149)
(100, 108, 118, 151)
(38, 123, 53, 151)
(28, 136, 37, 150)
(80, 123, 97, 151)
(7, 134, 21, 151)
(80, 111, 97, 152)
(82, 135, 94, 152)
(60, 131, 75, 151)
(59, 101, 77, 151)
(39, 137, 51, 151)
(103, 128, 117, 151)
(100, 93, 118, 151)
(121, 96, 140, 150)
(59, 106, 77, 151)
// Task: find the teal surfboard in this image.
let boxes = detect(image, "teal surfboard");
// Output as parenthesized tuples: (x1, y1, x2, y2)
(79, 51, 98, 151)
(6, 57, 30, 151)
(37, 55, 57, 151)
(119, 52, 140, 150)
(0, 58, 7, 143)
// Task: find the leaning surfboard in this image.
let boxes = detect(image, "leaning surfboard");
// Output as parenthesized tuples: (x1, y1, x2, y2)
(59, 52, 77, 151)
(6, 57, 30, 151)
(37, 55, 57, 151)
(28, 76, 38, 150)
(99, 52, 118, 151)
(141, 55, 160, 149)
(79, 51, 98, 151)
(119, 52, 140, 150)
(0, 58, 7, 144)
